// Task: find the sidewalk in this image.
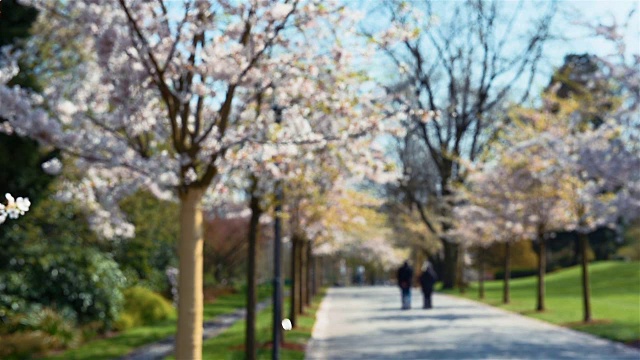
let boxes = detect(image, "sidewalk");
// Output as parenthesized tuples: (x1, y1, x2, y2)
(306, 286, 640, 360)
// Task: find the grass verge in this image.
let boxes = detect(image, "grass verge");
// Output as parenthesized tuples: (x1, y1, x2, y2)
(441, 260, 640, 344)
(176, 289, 326, 360)
(44, 285, 272, 360)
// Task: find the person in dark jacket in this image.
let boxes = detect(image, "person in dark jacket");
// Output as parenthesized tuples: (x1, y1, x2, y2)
(419, 261, 438, 309)
(397, 260, 414, 310)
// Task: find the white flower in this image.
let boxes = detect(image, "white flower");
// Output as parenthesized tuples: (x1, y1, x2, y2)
(42, 158, 63, 175)
(0, 193, 30, 225)
(269, 3, 293, 20)
(185, 168, 198, 184)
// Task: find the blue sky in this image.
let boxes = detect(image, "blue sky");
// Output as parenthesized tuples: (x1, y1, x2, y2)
(358, 0, 638, 87)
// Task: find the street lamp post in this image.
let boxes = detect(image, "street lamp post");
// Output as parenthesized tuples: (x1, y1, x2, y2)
(272, 104, 284, 360)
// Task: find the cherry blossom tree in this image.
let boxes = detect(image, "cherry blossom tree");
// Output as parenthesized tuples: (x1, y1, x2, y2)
(368, 0, 557, 289)
(517, 92, 638, 321)
(0, 1, 384, 357)
(455, 108, 569, 311)
(311, 188, 404, 283)
(483, 70, 638, 318)
(453, 156, 543, 304)
(516, 14, 639, 320)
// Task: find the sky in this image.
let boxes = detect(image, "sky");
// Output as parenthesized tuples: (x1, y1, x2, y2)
(348, 0, 640, 172)
(353, 0, 639, 94)
(538, 0, 639, 82)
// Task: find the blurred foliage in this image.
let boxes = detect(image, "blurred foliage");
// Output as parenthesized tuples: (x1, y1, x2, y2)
(0, 195, 125, 329)
(114, 286, 175, 331)
(0, 0, 54, 213)
(547, 53, 620, 128)
(0, 307, 80, 359)
(0, 246, 125, 328)
(493, 268, 539, 281)
(114, 191, 179, 292)
(0, 0, 38, 47)
(0, 134, 57, 206)
(483, 240, 538, 272)
(204, 216, 249, 287)
(618, 219, 640, 260)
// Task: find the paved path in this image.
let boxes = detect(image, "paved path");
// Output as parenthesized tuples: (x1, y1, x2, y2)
(306, 286, 640, 360)
(119, 299, 271, 360)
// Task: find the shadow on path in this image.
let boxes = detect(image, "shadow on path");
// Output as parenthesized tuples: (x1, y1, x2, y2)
(306, 286, 640, 360)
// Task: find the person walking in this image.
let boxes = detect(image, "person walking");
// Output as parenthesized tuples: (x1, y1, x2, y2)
(397, 260, 414, 310)
(419, 260, 438, 309)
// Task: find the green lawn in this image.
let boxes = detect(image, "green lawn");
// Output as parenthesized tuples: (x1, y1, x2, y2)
(442, 260, 640, 343)
(170, 290, 326, 360)
(44, 286, 272, 360)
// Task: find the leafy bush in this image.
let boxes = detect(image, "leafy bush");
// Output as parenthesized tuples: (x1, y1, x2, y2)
(114, 286, 175, 331)
(0, 307, 80, 359)
(0, 246, 126, 329)
(0, 195, 125, 329)
(0, 331, 53, 359)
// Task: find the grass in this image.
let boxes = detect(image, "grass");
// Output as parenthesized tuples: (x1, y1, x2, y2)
(442, 260, 640, 344)
(44, 285, 272, 360)
(168, 289, 326, 360)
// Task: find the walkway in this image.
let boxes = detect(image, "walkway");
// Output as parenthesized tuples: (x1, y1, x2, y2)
(118, 299, 271, 360)
(306, 286, 640, 360)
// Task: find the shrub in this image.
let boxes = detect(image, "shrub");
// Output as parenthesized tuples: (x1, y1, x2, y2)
(0, 196, 124, 330)
(0, 331, 52, 359)
(0, 307, 80, 359)
(114, 287, 175, 331)
(0, 246, 126, 329)
(114, 313, 136, 332)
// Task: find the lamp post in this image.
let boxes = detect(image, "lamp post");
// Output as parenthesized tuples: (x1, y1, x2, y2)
(272, 104, 284, 360)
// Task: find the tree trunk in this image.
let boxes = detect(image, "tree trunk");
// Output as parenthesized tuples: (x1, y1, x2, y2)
(298, 240, 305, 314)
(289, 236, 298, 327)
(573, 233, 580, 266)
(176, 188, 205, 360)
(442, 240, 458, 289)
(457, 246, 465, 294)
(536, 235, 546, 312)
(503, 241, 511, 304)
(306, 242, 312, 306)
(245, 184, 261, 360)
(318, 256, 324, 288)
(478, 247, 485, 300)
(580, 232, 592, 322)
(311, 255, 317, 297)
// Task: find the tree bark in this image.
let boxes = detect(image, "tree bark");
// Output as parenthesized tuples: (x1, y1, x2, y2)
(457, 246, 465, 294)
(503, 241, 511, 304)
(306, 242, 312, 306)
(289, 236, 298, 327)
(245, 183, 261, 360)
(442, 241, 458, 289)
(536, 235, 546, 312)
(311, 255, 317, 297)
(176, 187, 205, 360)
(580, 232, 592, 322)
(318, 256, 324, 288)
(298, 240, 306, 314)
